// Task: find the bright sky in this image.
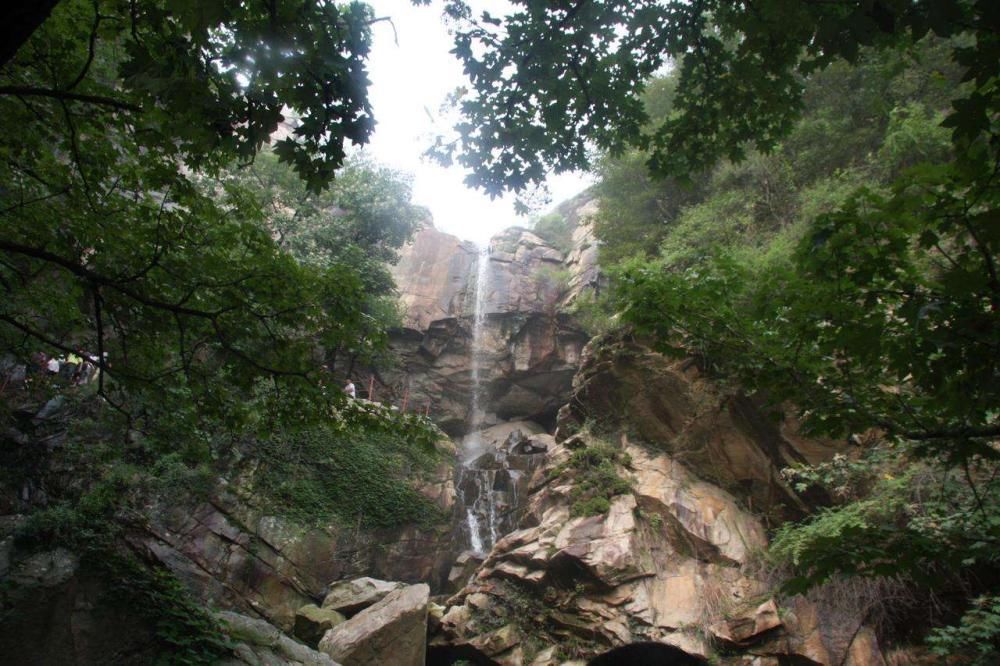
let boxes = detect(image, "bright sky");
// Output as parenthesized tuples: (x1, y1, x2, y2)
(360, 0, 592, 246)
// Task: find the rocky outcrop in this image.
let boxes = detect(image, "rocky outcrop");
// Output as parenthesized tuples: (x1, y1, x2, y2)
(432, 427, 880, 666)
(557, 331, 848, 521)
(134, 439, 458, 632)
(318, 583, 430, 666)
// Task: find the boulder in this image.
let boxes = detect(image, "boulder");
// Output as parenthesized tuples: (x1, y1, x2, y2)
(318, 583, 430, 666)
(322, 577, 405, 616)
(447, 551, 484, 592)
(216, 611, 338, 666)
(294, 604, 346, 647)
(710, 599, 783, 645)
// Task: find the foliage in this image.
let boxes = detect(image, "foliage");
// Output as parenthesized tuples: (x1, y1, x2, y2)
(0, 3, 425, 655)
(595, 37, 965, 269)
(531, 212, 574, 254)
(616, 149, 1000, 461)
(3, 0, 378, 190)
(252, 410, 445, 529)
(927, 596, 1000, 664)
(428, 0, 997, 199)
(769, 455, 1000, 592)
(554, 442, 632, 517)
(567, 291, 617, 338)
(0, 0, 420, 452)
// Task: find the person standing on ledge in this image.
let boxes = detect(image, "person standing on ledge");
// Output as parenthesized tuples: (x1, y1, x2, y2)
(344, 378, 356, 399)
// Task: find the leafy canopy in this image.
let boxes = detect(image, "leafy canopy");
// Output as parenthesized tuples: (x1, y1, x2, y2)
(428, 0, 998, 196)
(0, 0, 408, 442)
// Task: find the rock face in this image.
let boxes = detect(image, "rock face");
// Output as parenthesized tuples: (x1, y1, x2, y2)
(318, 583, 430, 666)
(0, 544, 159, 665)
(557, 331, 848, 522)
(429, 333, 883, 666)
(384, 209, 600, 435)
(135, 440, 457, 632)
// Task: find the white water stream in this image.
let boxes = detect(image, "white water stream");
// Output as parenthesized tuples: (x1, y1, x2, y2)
(463, 247, 494, 555)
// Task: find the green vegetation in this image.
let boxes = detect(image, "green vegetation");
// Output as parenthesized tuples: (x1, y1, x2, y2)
(555, 442, 633, 517)
(531, 212, 574, 254)
(254, 408, 445, 529)
(566, 291, 617, 338)
(0, 3, 440, 659)
(927, 596, 1000, 665)
(430, 0, 996, 203)
(578, 27, 998, 666)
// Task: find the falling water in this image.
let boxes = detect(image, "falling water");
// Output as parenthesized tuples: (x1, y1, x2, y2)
(463, 246, 493, 554)
(469, 245, 491, 432)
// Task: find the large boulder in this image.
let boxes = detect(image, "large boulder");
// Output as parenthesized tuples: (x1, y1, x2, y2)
(321, 577, 405, 616)
(318, 583, 430, 666)
(294, 604, 347, 647)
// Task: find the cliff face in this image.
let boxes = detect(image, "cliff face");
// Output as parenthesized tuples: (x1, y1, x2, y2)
(381, 198, 885, 665)
(384, 216, 595, 435)
(431, 334, 878, 666)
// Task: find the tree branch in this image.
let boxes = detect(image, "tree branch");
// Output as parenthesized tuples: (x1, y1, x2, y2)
(0, 239, 221, 319)
(0, 86, 140, 112)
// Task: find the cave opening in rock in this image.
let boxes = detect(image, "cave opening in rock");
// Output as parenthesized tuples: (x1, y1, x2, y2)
(587, 642, 708, 666)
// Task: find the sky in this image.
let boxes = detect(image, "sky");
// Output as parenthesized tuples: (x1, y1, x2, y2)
(359, 0, 592, 246)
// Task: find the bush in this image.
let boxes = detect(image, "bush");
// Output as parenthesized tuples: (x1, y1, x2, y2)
(532, 213, 574, 254)
(253, 419, 445, 529)
(555, 442, 633, 517)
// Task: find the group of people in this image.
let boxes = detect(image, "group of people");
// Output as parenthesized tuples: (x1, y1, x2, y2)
(28, 350, 106, 386)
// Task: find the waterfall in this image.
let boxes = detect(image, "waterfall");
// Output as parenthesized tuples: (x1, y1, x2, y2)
(462, 246, 496, 555)
(455, 245, 549, 557)
(469, 244, 491, 432)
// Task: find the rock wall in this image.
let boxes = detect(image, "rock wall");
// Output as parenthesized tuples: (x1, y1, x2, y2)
(383, 209, 599, 435)
(429, 334, 881, 666)
(136, 445, 458, 632)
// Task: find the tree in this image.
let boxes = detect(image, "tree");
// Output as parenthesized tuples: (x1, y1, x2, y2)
(0, 0, 407, 441)
(430, 0, 998, 196)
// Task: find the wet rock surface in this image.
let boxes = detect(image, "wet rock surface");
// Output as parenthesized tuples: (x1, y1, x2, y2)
(318, 583, 430, 666)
